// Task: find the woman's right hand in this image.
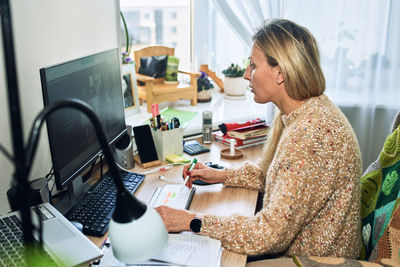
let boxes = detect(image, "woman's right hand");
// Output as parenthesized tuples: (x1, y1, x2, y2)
(182, 161, 227, 189)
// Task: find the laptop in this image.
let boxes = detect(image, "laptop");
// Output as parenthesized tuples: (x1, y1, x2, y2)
(0, 202, 102, 266)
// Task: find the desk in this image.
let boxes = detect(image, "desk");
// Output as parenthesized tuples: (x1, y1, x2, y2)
(88, 139, 264, 267)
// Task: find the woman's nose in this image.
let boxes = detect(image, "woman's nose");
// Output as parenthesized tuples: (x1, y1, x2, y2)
(243, 65, 251, 81)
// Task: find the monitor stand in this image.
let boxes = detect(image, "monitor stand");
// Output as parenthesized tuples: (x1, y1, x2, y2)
(54, 175, 91, 215)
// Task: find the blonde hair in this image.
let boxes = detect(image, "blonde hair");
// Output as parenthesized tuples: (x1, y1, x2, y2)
(255, 19, 326, 172)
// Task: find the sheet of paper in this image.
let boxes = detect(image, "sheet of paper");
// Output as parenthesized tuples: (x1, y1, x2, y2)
(152, 238, 195, 265)
(169, 233, 222, 266)
(149, 185, 194, 209)
(97, 233, 221, 267)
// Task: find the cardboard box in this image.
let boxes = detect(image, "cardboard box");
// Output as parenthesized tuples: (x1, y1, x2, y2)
(151, 128, 183, 160)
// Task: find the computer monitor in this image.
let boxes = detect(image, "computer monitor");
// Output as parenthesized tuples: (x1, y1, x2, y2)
(40, 48, 126, 191)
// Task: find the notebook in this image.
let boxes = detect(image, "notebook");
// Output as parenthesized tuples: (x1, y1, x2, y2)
(0, 202, 102, 266)
(97, 233, 222, 266)
(148, 184, 196, 209)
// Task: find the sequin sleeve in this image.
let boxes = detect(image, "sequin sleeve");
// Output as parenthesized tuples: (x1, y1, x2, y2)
(224, 161, 266, 191)
(200, 152, 325, 255)
(199, 108, 360, 256)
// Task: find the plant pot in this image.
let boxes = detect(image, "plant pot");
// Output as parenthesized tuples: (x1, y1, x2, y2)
(197, 89, 212, 103)
(224, 77, 247, 96)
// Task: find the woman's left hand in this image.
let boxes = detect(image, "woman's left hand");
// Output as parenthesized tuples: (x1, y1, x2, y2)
(155, 205, 197, 232)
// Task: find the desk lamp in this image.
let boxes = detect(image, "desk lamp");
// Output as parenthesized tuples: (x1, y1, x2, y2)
(0, 0, 168, 264)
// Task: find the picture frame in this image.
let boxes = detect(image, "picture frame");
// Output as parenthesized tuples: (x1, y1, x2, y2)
(121, 63, 140, 115)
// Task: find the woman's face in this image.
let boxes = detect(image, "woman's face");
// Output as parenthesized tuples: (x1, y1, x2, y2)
(244, 45, 282, 104)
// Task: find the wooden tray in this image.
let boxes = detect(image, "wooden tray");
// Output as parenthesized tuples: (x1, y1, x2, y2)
(220, 148, 243, 159)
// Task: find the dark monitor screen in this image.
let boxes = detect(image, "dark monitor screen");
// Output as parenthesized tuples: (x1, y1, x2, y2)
(40, 48, 126, 190)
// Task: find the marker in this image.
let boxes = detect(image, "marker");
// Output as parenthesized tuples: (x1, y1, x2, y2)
(151, 103, 159, 118)
(151, 103, 161, 129)
(181, 158, 197, 191)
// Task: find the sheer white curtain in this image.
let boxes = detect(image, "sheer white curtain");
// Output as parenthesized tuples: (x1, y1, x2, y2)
(212, 0, 284, 125)
(209, 0, 400, 170)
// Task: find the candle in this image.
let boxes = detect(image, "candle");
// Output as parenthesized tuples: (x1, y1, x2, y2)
(230, 139, 236, 156)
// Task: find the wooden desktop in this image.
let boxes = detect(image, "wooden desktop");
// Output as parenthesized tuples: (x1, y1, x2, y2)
(88, 138, 264, 267)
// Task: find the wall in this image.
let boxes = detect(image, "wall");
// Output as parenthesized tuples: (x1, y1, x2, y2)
(341, 106, 399, 171)
(0, 0, 121, 214)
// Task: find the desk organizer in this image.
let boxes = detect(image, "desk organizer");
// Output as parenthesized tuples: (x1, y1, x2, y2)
(151, 128, 183, 160)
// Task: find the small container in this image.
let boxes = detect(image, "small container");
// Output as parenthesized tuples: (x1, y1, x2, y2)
(151, 128, 183, 160)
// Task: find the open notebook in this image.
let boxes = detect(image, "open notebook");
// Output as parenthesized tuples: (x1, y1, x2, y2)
(98, 233, 222, 266)
(148, 184, 196, 209)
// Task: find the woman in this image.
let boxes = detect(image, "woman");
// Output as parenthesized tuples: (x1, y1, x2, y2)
(156, 19, 362, 258)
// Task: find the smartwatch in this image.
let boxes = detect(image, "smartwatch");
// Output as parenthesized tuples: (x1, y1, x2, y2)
(190, 217, 202, 233)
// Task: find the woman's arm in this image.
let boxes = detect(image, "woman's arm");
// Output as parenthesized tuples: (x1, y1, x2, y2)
(182, 160, 266, 191)
(224, 161, 267, 191)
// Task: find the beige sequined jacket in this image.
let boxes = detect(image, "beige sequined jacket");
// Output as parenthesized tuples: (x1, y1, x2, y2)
(200, 94, 362, 258)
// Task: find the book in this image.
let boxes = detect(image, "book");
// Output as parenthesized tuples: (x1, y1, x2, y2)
(226, 122, 269, 140)
(214, 131, 267, 146)
(214, 137, 267, 149)
(165, 56, 179, 82)
(213, 131, 267, 149)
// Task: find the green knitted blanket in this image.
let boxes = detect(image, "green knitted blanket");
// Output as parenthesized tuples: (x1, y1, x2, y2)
(360, 123, 400, 260)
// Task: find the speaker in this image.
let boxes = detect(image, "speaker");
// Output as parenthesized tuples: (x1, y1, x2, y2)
(7, 177, 51, 212)
(114, 126, 135, 169)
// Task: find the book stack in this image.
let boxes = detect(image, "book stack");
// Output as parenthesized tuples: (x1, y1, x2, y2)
(214, 122, 269, 149)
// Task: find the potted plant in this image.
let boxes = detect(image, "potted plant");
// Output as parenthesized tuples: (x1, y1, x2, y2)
(120, 11, 133, 64)
(197, 71, 214, 102)
(221, 63, 247, 96)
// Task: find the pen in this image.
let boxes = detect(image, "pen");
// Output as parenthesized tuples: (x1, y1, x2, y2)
(143, 165, 173, 175)
(181, 158, 197, 191)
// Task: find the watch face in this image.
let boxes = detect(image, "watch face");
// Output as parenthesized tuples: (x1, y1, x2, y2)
(190, 218, 202, 233)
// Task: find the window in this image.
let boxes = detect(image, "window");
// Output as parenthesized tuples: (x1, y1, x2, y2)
(192, 0, 249, 76)
(120, 0, 191, 70)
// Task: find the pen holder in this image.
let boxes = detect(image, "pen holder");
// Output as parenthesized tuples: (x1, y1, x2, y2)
(151, 128, 183, 160)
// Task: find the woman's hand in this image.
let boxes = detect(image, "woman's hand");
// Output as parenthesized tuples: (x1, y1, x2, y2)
(155, 206, 197, 232)
(182, 161, 227, 188)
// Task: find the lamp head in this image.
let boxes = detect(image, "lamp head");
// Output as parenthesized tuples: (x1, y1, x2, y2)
(109, 192, 168, 263)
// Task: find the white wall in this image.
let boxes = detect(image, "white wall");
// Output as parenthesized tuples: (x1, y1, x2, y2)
(0, 0, 121, 214)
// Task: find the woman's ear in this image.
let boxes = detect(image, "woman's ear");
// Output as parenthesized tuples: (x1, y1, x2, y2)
(276, 66, 284, 85)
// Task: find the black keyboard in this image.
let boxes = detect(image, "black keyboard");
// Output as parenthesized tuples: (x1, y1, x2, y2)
(65, 170, 145, 237)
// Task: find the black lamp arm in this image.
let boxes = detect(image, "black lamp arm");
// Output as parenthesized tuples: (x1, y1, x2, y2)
(24, 99, 126, 193)
(25, 98, 147, 224)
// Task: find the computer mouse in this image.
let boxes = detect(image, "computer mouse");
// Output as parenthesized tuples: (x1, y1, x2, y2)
(70, 221, 83, 232)
(193, 179, 210, 185)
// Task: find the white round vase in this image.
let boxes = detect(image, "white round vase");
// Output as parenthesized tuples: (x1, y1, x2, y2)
(224, 77, 247, 96)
